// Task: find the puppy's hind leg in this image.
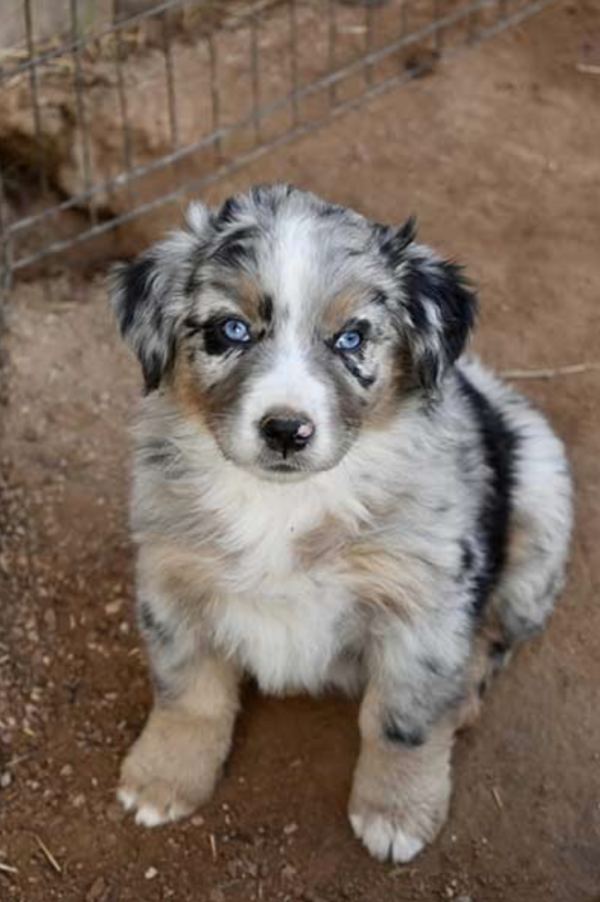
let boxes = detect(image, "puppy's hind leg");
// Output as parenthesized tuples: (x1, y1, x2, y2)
(492, 395, 573, 648)
(454, 626, 513, 732)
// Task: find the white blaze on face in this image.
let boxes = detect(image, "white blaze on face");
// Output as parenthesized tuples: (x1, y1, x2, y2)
(236, 217, 338, 467)
(237, 326, 336, 466)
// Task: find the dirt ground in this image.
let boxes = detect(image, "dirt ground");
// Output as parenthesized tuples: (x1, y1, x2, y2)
(1, 2, 599, 900)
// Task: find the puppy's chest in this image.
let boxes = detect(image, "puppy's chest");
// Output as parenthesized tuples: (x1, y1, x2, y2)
(205, 506, 361, 694)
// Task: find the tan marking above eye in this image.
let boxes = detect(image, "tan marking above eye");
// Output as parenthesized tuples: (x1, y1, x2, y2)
(232, 273, 263, 322)
(203, 273, 266, 325)
(321, 289, 366, 333)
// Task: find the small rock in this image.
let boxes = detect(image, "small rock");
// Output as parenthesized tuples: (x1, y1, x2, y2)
(0, 772, 12, 789)
(43, 609, 57, 630)
(60, 764, 73, 778)
(144, 867, 159, 880)
(191, 815, 205, 827)
(86, 876, 107, 901)
(282, 864, 297, 880)
(104, 600, 123, 616)
(283, 823, 298, 836)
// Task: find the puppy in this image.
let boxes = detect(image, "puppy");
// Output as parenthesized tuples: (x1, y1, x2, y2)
(109, 184, 572, 862)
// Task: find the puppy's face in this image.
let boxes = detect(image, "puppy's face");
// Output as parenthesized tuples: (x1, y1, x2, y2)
(110, 185, 476, 478)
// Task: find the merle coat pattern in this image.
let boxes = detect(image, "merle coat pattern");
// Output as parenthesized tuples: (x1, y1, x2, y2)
(109, 184, 572, 862)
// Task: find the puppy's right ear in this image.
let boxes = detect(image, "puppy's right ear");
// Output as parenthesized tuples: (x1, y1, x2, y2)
(108, 203, 212, 392)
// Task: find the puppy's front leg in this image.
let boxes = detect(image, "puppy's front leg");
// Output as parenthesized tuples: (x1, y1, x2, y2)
(349, 610, 470, 862)
(118, 590, 239, 826)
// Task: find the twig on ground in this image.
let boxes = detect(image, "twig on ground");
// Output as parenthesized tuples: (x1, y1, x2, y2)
(577, 63, 600, 75)
(0, 861, 19, 875)
(209, 833, 218, 861)
(491, 787, 504, 811)
(501, 363, 600, 381)
(5, 753, 32, 769)
(34, 836, 62, 875)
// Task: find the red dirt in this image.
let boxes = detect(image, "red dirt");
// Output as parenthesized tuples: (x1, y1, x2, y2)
(1, 3, 599, 901)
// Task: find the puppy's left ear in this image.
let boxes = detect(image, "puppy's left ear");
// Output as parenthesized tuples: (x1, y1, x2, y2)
(381, 219, 478, 390)
(109, 203, 212, 392)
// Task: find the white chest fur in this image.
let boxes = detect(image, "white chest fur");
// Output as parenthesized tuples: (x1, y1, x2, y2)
(209, 573, 354, 694)
(198, 470, 365, 694)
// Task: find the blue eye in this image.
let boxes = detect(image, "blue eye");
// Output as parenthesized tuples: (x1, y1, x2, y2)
(221, 318, 251, 344)
(334, 330, 363, 352)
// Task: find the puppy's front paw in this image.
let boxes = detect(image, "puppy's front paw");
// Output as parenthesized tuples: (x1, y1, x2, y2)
(349, 808, 425, 863)
(118, 707, 231, 827)
(118, 771, 198, 827)
(348, 735, 452, 862)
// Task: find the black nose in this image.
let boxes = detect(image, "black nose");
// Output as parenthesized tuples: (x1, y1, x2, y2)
(260, 414, 315, 457)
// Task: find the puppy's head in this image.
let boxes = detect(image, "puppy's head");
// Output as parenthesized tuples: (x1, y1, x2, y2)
(110, 184, 476, 478)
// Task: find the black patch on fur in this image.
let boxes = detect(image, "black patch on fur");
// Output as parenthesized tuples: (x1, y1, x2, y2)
(339, 356, 375, 389)
(111, 254, 177, 392)
(384, 719, 425, 748)
(376, 216, 417, 268)
(457, 370, 519, 616)
(117, 256, 156, 336)
(405, 289, 430, 334)
(404, 257, 477, 390)
(320, 202, 346, 219)
(141, 351, 166, 394)
(259, 294, 274, 323)
(394, 215, 418, 253)
(460, 540, 475, 577)
(216, 196, 242, 227)
(183, 315, 203, 336)
(138, 600, 175, 647)
(211, 226, 258, 270)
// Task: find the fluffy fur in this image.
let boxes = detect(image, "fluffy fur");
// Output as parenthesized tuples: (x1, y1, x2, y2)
(109, 184, 573, 861)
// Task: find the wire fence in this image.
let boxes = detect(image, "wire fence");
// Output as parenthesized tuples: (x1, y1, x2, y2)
(0, 0, 553, 289)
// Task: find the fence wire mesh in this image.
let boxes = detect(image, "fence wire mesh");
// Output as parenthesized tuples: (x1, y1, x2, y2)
(0, 0, 554, 284)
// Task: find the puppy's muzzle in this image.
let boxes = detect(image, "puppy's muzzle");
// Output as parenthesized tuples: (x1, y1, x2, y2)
(259, 413, 315, 458)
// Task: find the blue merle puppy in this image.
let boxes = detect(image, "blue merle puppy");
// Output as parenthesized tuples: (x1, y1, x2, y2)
(109, 184, 572, 862)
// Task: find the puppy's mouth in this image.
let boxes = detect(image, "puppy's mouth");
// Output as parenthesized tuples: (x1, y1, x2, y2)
(255, 451, 345, 480)
(258, 458, 312, 480)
